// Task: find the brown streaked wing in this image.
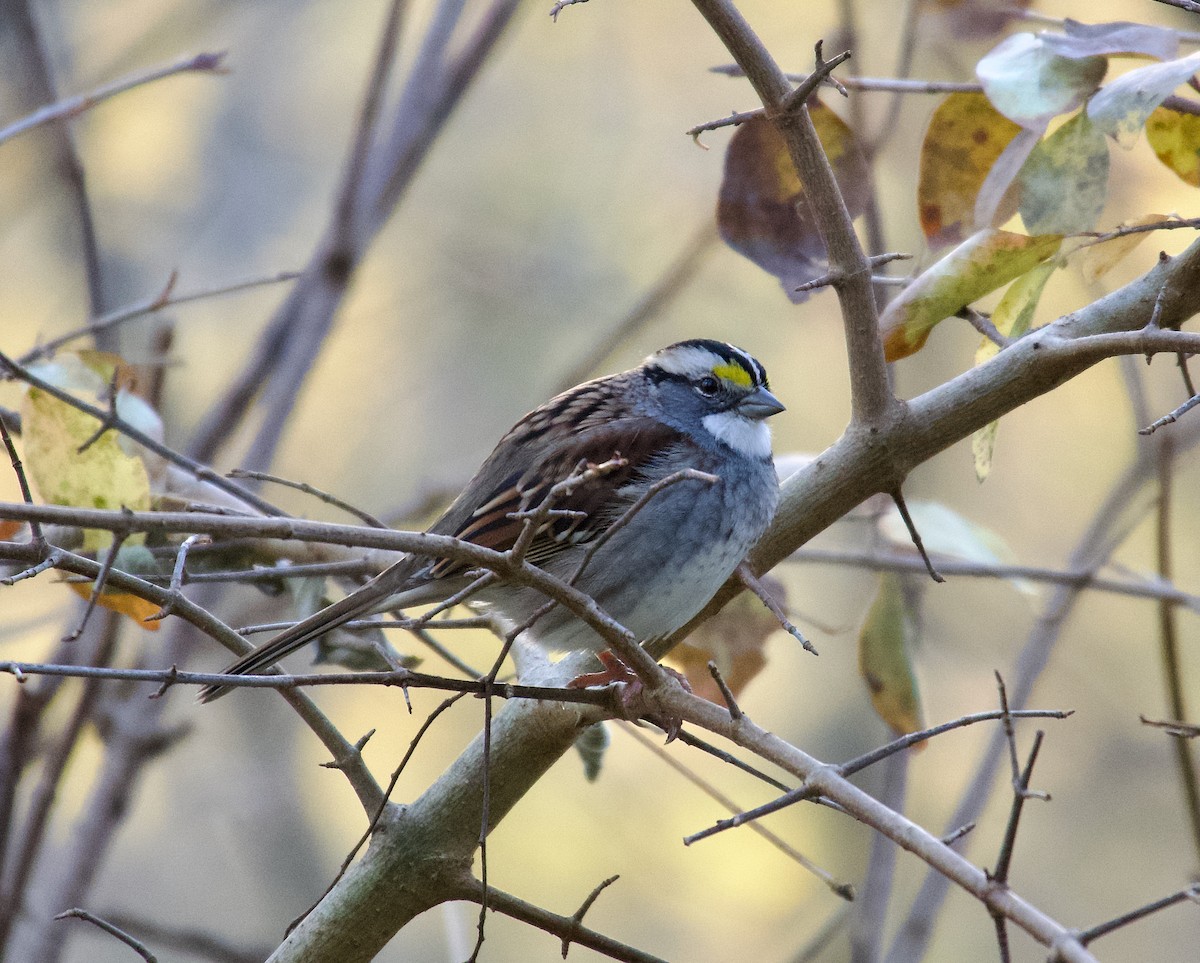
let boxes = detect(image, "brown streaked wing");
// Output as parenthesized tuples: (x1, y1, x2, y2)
(426, 417, 684, 579)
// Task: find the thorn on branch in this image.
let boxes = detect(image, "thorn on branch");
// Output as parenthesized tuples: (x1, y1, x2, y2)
(780, 40, 852, 111)
(146, 533, 211, 623)
(941, 822, 976, 847)
(889, 489, 944, 583)
(686, 106, 765, 147)
(707, 660, 743, 721)
(562, 875, 620, 958)
(958, 307, 1011, 349)
(149, 664, 179, 699)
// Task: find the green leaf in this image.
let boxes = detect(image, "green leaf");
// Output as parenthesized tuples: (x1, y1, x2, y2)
(1018, 112, 1110, 234)
(977, 33, 1107, 128)
(858, 573, 924, 739)
(880, 229, 1062, 361)
(1088, 50, 1200, 147)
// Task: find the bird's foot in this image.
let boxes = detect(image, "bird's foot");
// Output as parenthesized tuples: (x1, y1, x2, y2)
(568, 650, 691, 741)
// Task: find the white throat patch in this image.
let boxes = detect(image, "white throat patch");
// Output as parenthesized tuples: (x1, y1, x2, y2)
(702, 410, 772, 459)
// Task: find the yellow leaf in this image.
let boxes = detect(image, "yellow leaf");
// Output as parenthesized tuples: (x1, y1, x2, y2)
(880, 229, 1062, 361)
(67, 581, 161, 630)
(858, 573, 924, 741)
(1146, 107, 1200, 187)
(20, 353, 151, 551)
(918, 92, 1022, 247)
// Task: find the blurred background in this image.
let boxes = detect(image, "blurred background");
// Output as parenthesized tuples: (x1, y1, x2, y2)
(2, 0, 1199, 960)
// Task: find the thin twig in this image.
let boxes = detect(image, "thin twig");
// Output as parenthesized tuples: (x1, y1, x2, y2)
(55, 908, 157, 963)
(888, 488, 944, 583)
(736, 562, 816, 653)
(1139, 391, 1200, 435)
(0, 52, 227, 147)
(706, 661, 742, 720)
(621, 723, 851, 899)
(228, 469, 388, 527)
(1076, 884, 1200, 945)
(562, 876, 621, 957)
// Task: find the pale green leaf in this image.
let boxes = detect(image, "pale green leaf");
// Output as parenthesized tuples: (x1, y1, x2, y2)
(977, 33, 1107, 127)
(1018, 112, 1110, 235)
(1088, 50, 1200, 147)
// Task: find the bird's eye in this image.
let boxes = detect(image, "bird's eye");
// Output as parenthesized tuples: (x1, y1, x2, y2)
(695, 375, 720, 397)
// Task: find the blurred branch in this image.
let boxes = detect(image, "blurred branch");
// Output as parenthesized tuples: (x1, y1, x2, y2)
(0, 539, 384, 814)
(884, 421, 1200, 962)
(1152, 432, 1200, 862)
(0, 51, 226, 147)
(712, 65, 983, 94)
(1, 0, 109, 329)
(787, 547, 1200, 610)
(620, 722, 850, 898)
(189, 0, 523, 468)
(92, 911, 271, 963)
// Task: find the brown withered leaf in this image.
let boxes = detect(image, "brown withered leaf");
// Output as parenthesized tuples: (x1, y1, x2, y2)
(669, 573, 788, 703)
(717, 102, 869, 302)
(933, 0, 1032, 41)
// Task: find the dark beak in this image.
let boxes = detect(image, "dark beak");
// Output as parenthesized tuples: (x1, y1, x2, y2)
(737, 386, 786, 420)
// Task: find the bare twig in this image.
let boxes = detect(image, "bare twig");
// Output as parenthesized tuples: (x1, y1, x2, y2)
(706, 661, 742, 720)
(1077, 884, 1200, 946)
(0, 52, 226, 147)
(228, 469, 388, 527)
(562, 876, 621, 957)
(621, 723, 851, 898)
(54, 908, 157, 962)
(1140, 391, 1200, 435)
(17, 270, 300, 367)
(736, 562, 816, 653)
(888, 488, 944, 583)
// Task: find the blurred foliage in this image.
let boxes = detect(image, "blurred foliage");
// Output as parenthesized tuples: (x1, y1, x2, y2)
(2, 1, 1199, 962)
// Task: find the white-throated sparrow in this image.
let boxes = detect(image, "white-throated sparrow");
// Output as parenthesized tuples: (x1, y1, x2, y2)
(199, 340, 783, 701)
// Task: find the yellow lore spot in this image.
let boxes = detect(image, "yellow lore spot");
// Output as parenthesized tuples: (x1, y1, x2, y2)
(713, 362, 752, 388)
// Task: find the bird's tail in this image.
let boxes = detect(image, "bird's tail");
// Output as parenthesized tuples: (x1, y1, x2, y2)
(198, 562, 420, 703)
